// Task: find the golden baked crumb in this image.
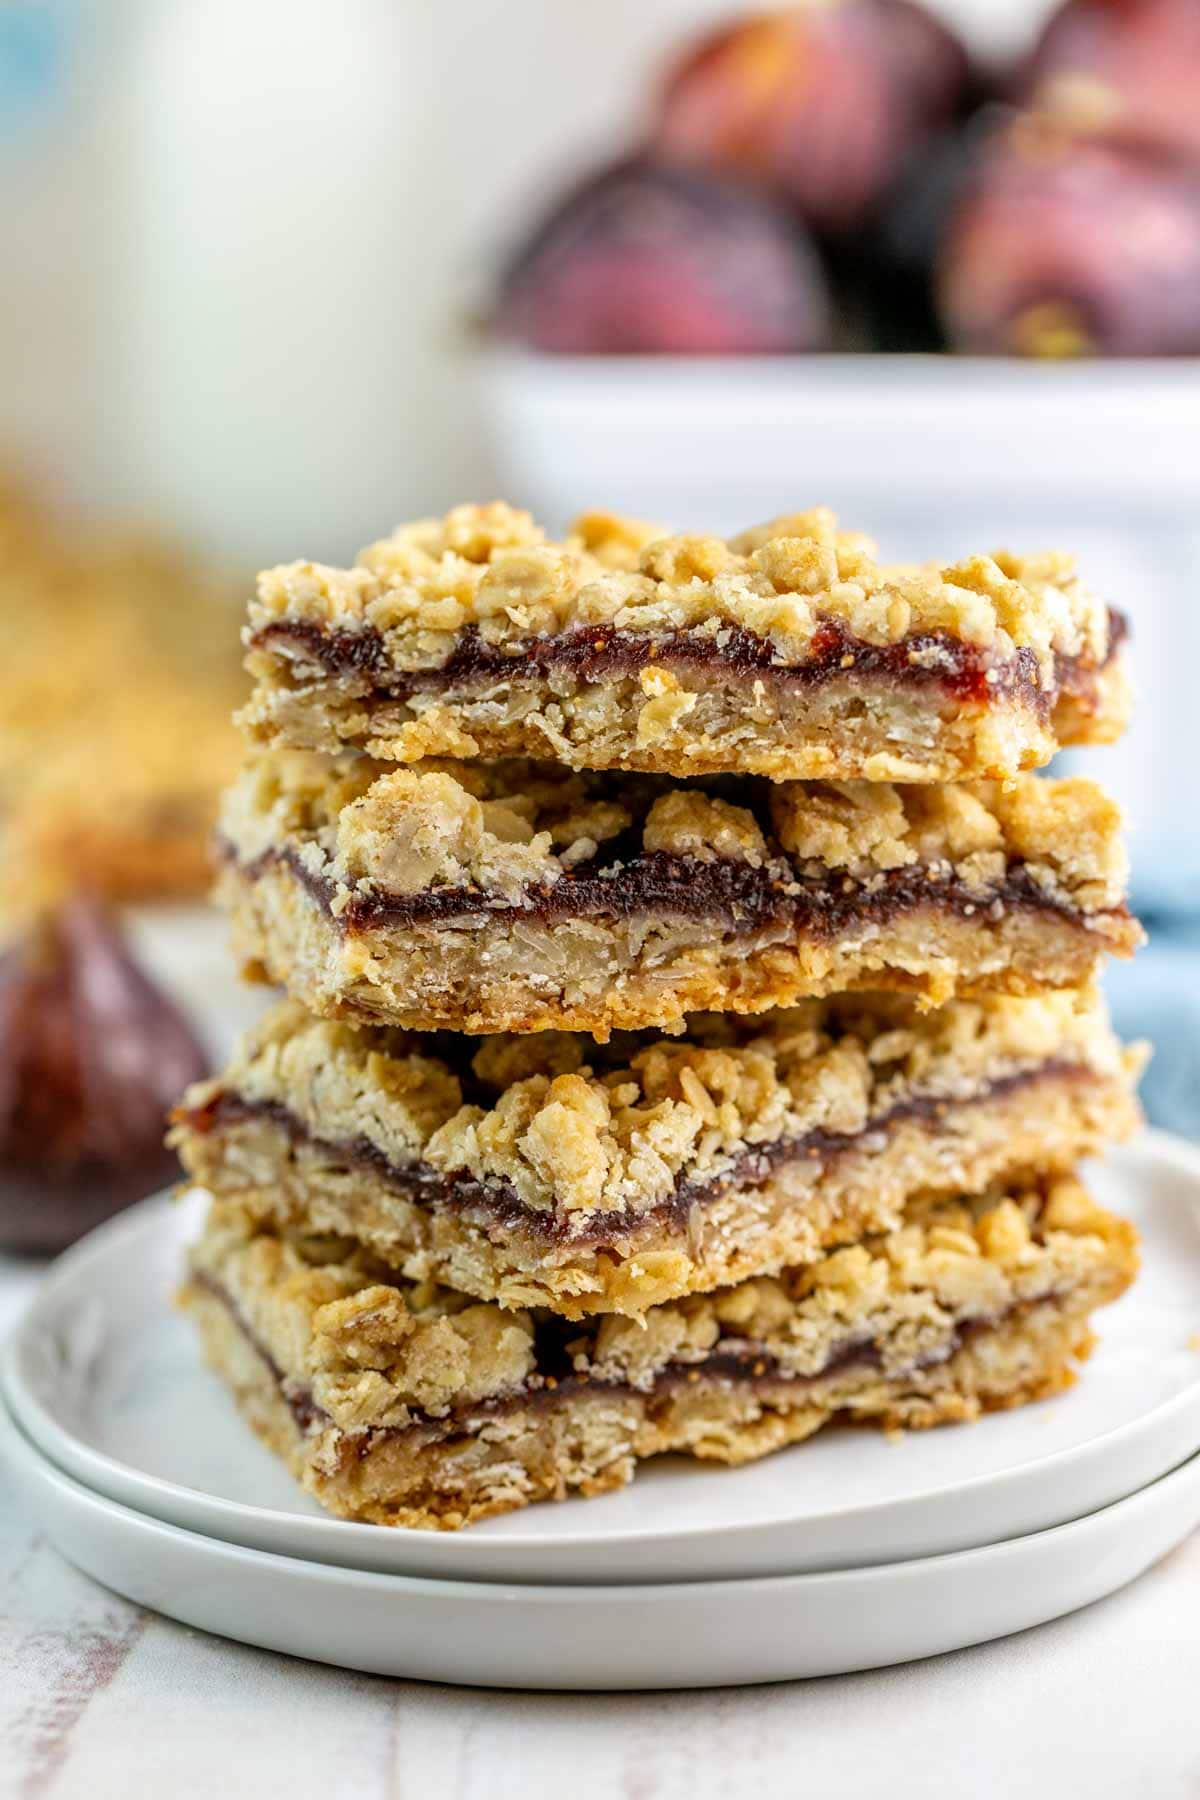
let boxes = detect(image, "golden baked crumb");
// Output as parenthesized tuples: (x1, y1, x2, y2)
(221, 751, 1132, 915)
(238, 502, 1129, 782)
(179, 1178, 1139, 1525)
(213, 749, 1141, 1034)
(249, 503, 1110, 672)
(173, 990, 1144, 1317)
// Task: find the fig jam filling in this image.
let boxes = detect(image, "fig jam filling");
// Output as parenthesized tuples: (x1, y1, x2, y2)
(222, 836, 1122, 939)
(251, 610, 1125, 720)
(182, 1058, 1084, 1246)
(189, 1261, 1059, 1449)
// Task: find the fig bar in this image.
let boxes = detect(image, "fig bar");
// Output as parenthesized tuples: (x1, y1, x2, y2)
(172, 992, 1142, 1317)
(180, 1179, 1139, 1529)
(216, 751, 1142, 1035)
(238, 503, 1129, 784)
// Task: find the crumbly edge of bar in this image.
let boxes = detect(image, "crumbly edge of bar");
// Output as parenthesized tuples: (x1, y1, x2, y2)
(235, 644, 1128, 783)
(245, 501, 1112, 678)
(175, 1059, 1141, 1316)
(174, 990, 1138, 1228)
(182, 1247, 1125, 1528)
(183, 1179, 1139, 1432)
(216, 849, 1140, 1035)
(220, 750, 1132, 917)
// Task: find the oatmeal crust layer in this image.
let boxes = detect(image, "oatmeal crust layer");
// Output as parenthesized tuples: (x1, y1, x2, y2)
(238, 503, 1129, 782)
(172, 992, 1143, 1316)
(181, 1180, 1139, 1528)
(216, 751, 1142, 1033)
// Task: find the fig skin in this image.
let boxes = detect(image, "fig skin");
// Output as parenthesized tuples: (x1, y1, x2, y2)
(1023, 0, 1200, 165)
(937, 117, 1200, 357)
(652, 1, 971, 235)
(0, 897, 209, 1253)
(495, 157, 832, 355)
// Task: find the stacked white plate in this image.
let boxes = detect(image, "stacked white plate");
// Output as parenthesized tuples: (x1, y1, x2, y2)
(5, 1132, 1200, 1690)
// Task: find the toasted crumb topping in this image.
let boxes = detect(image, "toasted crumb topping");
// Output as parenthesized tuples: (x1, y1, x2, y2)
(246, 501, 1112, 677)
(194, 1205, 534, 1421)
(190, 1176, 1137, 1420)
(769, 776, 1129, 911)
(219, 750, 1130, 915)
(643, 791, 768, 865)
(583, 1178, 1134, 1389)
(177, 990, 1135, 1226)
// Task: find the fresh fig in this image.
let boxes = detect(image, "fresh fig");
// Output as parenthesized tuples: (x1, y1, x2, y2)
(494, 157, 832, 354)
(0, 897, 208, 1252)
(1023, 0, 1200, 164)
(653, 1, 971, 234)
(938, 117, 1200, 356)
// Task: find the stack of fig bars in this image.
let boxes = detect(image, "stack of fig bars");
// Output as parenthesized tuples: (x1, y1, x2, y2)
(172, 503, 1147, 1531)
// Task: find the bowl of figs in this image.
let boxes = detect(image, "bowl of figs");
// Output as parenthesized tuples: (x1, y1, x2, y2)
(480, 0, 1200, 913)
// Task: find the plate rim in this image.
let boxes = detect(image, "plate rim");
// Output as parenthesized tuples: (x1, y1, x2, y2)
(5, 1390, 1200, 1603)
(6, 1127, 1200, 1563)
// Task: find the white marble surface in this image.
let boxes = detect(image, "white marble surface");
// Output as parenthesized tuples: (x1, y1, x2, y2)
(2, 1252, 1198, 1799)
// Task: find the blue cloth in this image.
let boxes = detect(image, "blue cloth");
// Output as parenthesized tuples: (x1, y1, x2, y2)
(0, 3, 73, 137)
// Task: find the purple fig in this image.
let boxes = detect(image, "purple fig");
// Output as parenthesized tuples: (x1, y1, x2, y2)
(0, 897, 208, 1252)
(495, 157, 831, 354)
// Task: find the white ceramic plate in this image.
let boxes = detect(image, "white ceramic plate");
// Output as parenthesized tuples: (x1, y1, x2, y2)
(6, 1133, 1200, 1584)
(4, 1399, 1199, 1690)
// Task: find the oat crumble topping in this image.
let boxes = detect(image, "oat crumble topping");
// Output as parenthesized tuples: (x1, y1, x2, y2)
(247, 502, 1112, 676)
(179, 991, 1134, 1226)
(219, 750, 1130, 918)
(192, 1175, 1136, 1421)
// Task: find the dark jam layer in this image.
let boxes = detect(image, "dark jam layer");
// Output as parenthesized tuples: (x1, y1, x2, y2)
(188, 1266, 884, 1441)
(223, 834, 1110, 941)
(253, 609, 1125, 716)
(181, 1059, 1082, 1246)
(189, 1266, 1058, 1451)
(251, 614, 1118, 722)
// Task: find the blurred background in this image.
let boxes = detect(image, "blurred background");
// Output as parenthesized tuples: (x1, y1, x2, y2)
(1, 0, 1198, 1251)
